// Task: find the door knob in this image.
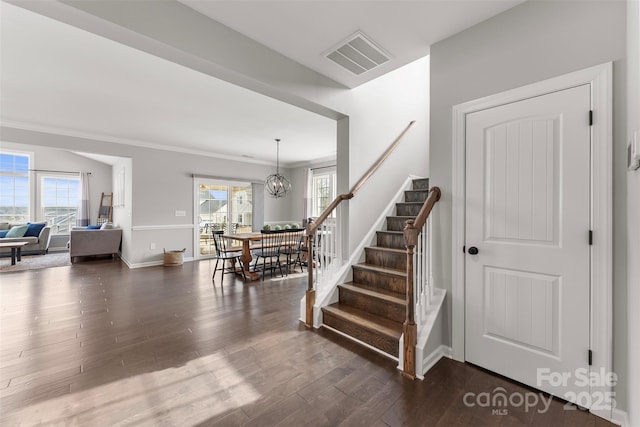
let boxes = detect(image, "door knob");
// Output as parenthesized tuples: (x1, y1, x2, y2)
(468, 246, 479, 255)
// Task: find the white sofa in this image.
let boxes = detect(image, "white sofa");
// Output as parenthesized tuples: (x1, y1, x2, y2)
(0, 223, 52, 255)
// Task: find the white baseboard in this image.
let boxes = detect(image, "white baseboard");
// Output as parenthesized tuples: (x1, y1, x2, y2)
(416, 345, 452, 380)
(611, 408, 630, 426)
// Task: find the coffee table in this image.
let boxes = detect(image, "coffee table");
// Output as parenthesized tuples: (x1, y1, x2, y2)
(0, 241, 29, 265)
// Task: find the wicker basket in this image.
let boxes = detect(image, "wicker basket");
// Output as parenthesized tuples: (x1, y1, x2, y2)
(163, 248, 185, 266)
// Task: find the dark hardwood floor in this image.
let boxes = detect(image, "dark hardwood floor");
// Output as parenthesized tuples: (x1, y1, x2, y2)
(0, 259, 614, 426)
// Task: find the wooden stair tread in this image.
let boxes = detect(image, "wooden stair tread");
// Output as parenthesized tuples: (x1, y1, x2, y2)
(322, 304, 403, 338)
(377, 230, 403, 235)
(341, 282, 405, 304)
(367, 246, 405, 254)
(352, 263, 407, 277)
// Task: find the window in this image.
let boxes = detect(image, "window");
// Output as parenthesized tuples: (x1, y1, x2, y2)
(42, 176, 79, 235)
(0, 152, 30, 223)
(312, 170, 337, 217)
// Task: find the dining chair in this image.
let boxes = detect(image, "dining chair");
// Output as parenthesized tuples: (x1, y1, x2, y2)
(212, 230, 245, 281)
(281, 229, 305, 274)
(253, 230, 285, 279)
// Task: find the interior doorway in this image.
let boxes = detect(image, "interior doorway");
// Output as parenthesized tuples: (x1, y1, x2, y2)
(464, 84, 591, 400)
(451, 63, 613, 419)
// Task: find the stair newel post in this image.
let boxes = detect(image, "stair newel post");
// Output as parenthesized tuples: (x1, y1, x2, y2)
(305, 218, 316, 328)
(403, 219, 419, 379)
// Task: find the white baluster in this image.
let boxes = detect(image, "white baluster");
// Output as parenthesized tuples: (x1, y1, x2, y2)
(416, 235, 420, 324)
(420, 227, 426, 321)
(427, 214, 434, 306)
(421, 222, 425, 319)
(424, 220, 430, 309)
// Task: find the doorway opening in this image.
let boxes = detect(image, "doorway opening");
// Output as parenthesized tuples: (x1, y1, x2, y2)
(195, 178, 253, 259)
(451, 62, 613, 419)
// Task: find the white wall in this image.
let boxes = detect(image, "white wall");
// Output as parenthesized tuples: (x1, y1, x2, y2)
(429, 0, 628, 412)
(327, 56, 430, 251)
(627, 0, 640, 424)
(280, 57, 431, 251)
(0, 140, 112, 237)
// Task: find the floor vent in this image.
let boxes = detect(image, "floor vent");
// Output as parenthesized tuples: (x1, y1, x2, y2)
(325, 31, 390, 76)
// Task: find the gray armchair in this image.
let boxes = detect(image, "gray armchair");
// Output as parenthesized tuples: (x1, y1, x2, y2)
(69, 228, 122, 263)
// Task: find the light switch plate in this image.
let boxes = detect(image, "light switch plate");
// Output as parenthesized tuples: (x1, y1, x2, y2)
(175, 210, 186, 217)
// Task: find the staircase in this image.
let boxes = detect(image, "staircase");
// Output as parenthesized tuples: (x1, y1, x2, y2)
(321, 178, 429, 358)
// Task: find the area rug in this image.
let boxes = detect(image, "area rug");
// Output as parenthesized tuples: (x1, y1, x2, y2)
(0, 251, 71, 273)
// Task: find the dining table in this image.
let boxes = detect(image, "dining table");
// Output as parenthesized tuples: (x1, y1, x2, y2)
(222, 230, 308, 281)
(221, 232, 264, 281)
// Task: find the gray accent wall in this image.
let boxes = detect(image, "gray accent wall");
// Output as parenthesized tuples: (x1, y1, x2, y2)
(429, 0, 628, 411)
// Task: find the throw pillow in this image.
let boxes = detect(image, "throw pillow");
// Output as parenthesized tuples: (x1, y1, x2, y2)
(100, 222, 114, 230)
(86, 225, 101, 230)
(24, 222, 46, 237)
(6, 225, 28, 238)
(0, 230, 9, 238)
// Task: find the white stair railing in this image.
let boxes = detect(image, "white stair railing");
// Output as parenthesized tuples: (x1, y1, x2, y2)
(413, 213, 435, 325)
(308, 205, 345, 297)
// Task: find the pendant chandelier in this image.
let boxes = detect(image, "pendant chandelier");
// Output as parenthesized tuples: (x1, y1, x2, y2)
(265, 138, 291, 198)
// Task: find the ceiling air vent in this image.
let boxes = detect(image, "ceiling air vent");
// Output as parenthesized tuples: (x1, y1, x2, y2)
(325, 32, 390, 76)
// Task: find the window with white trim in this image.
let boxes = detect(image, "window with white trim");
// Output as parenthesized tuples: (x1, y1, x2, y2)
(0, 151, 30, 223)
(312, 169, 337, 217)
(41, 175, 79, 235)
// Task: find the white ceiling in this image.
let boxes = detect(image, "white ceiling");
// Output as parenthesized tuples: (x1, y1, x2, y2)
(179, 0, 524, 88)
(1, 1, 524, 167)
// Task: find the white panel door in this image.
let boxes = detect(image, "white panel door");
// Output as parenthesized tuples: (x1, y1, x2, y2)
(465, 84, 591, 400)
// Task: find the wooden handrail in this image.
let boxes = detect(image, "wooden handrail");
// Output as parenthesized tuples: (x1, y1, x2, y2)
(304, 120, 417, 327)
(402, 186, 441, 379)
(306, 120, 416, 236)
(411, 187, 441, 231)
(350, 120, 416, 196)
(306, 193, 352, 236)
